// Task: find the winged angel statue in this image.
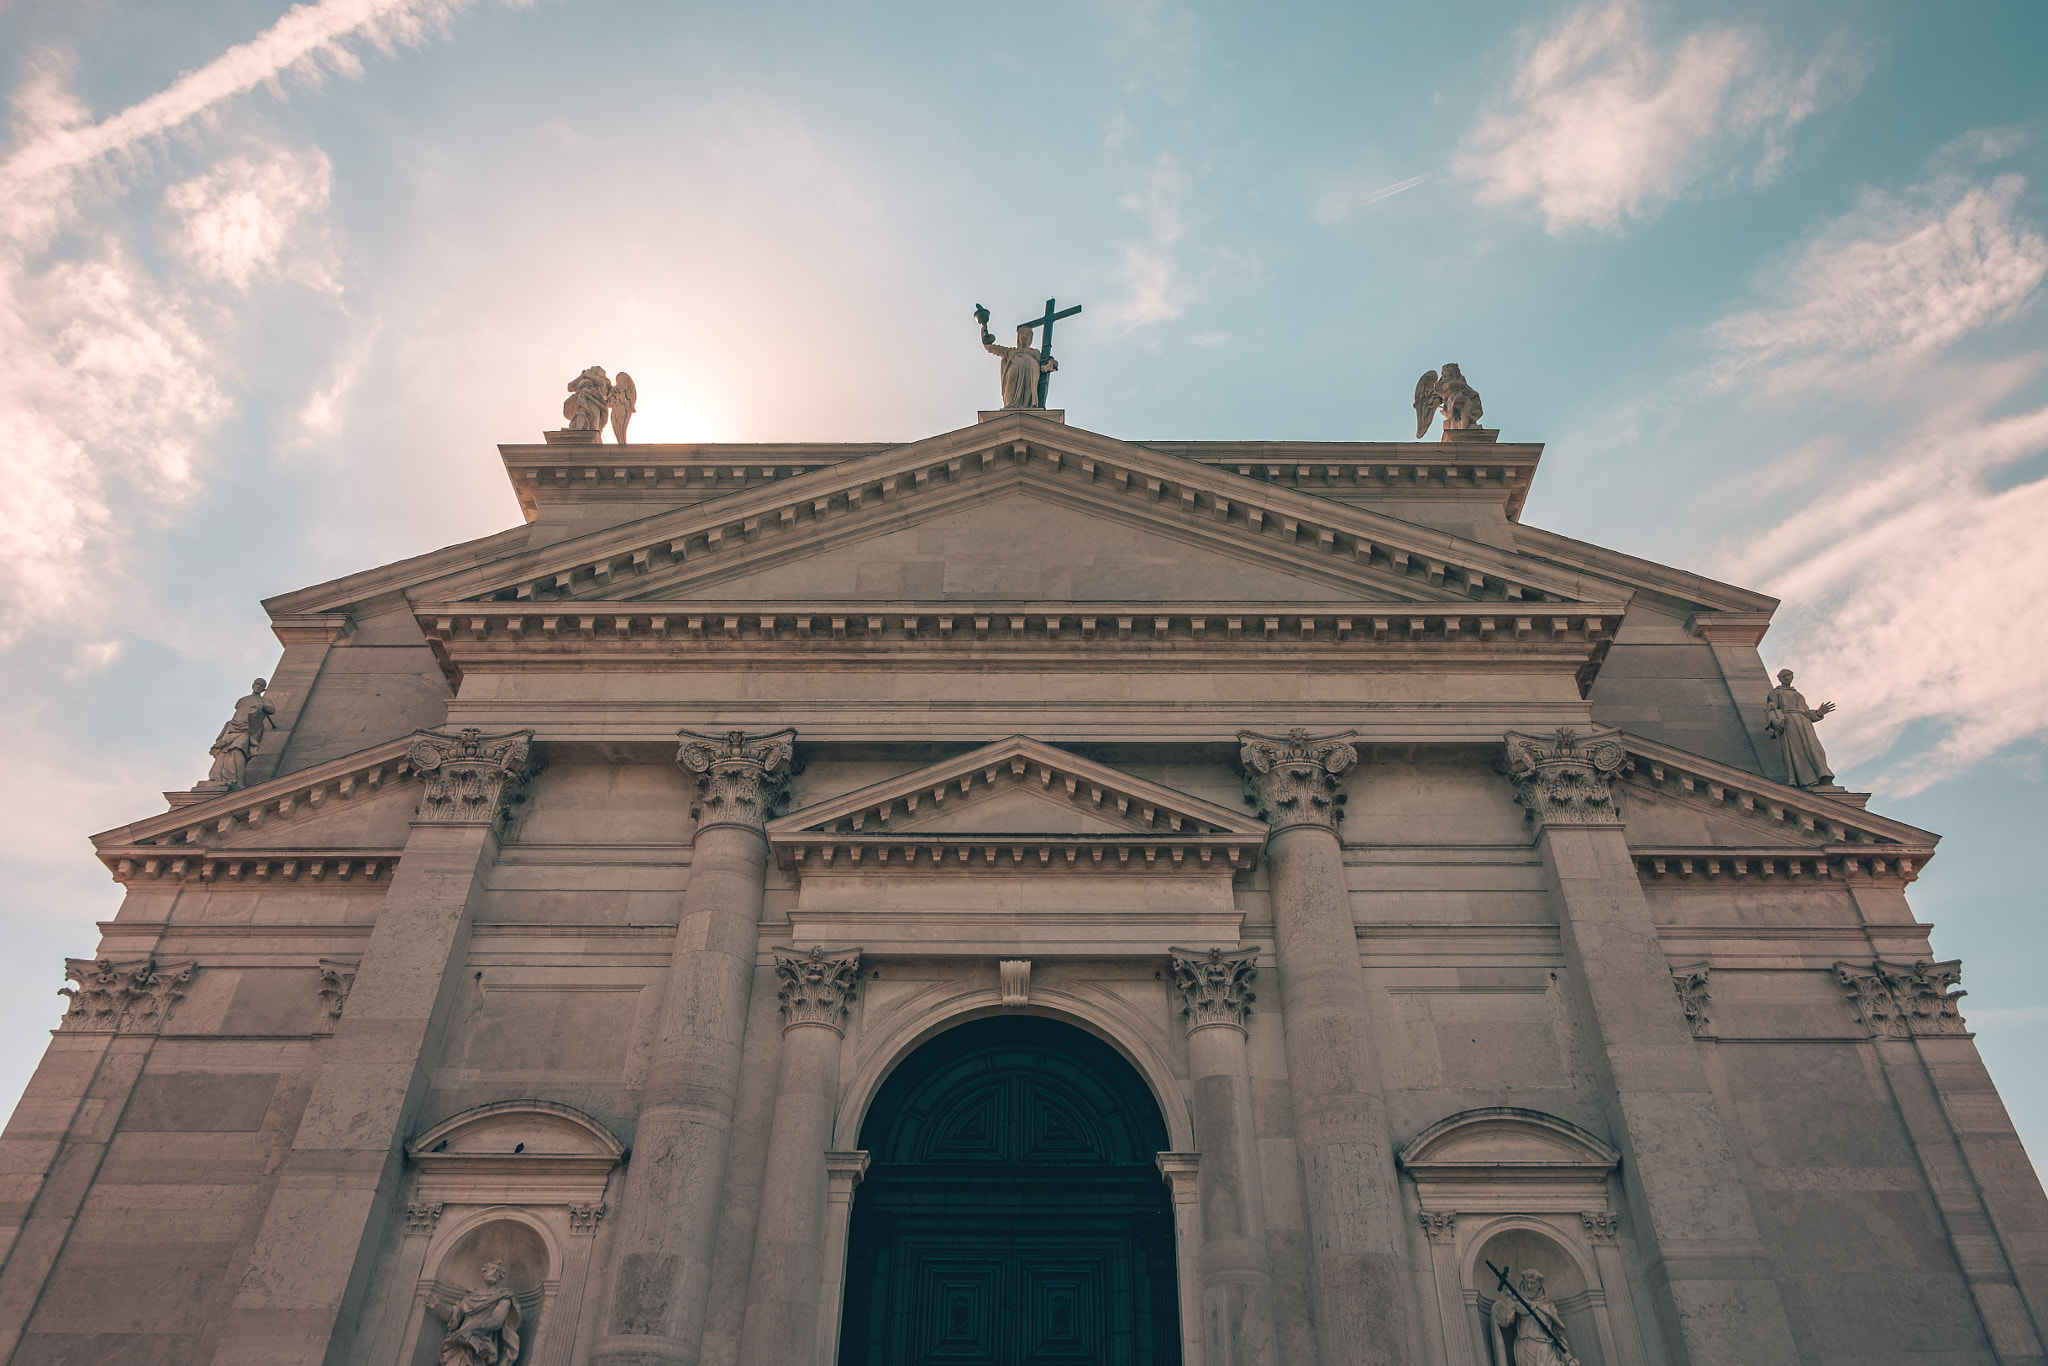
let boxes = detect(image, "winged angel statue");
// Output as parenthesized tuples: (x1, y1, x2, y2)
(561, 366, 637, 442)
(1413, 362, 1484, 438)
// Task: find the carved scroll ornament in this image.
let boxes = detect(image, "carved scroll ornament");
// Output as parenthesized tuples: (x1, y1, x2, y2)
(1836, 959, 1968, 1037)
(773, 945, 863, 1033)
(1169, 946, 1259, 1034)
(58, 957, 196, 1032)
(1503, 726, 1630, 827)
(678, 728, 796, 829)
(407, 728, 534, 824)
(1238, 728, 1357, 830)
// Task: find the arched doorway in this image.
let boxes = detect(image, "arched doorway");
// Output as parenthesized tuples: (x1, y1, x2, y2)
(838, 1015, 1182, 1365)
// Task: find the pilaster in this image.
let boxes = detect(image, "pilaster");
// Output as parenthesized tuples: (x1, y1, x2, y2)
(208, 726, 533, 1365)
(1503, 725, 1800, 1366)
(593, 728, 794, 1366)
(1238, 728, 1418, 1366)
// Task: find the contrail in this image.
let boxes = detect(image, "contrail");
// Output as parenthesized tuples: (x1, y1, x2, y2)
(1, 0, 480, 187)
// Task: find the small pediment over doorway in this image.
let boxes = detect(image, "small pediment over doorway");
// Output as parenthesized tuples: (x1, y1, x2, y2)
(765, 735, 1270, 877)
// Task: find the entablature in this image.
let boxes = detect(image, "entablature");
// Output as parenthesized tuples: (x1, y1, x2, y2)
(1620, 735, 1936, 851)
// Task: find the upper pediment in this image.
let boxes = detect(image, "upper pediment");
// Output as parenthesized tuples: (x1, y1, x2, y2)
(411, 414, 1626, 611)
(766, 735, 1269, 875)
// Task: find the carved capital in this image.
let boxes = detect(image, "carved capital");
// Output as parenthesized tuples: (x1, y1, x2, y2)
(1418, 1210, 1458, 1241)
(1237, 728, 1357, 830)
(316, 958, 358, 1022)
(1579, 1211, 1619, 1243)
(1503, 726, 1630, 827)
(406, 727, 533, 824)
(1670, 964, 1711, 1037)
(405, 1201, 444, 1232)
(773, 945, 862, 1033)
(1837, 959, 1968, 1038)
(58, 957, 196, 1033)
(678, 728, 796, 830)
(1168, 946, 1258, 1034)
(569, 1202, 607, 1233)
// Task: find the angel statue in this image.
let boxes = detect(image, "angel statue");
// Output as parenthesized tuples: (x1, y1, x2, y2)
(1413, 362, 1485, 438)
(608, 371, 637, 443)
(1764, 668, 1838, 789)
(563, 366, 612, 433)
(433, 1260, 522, 1366)
(1492, 1269, 1579, 1366)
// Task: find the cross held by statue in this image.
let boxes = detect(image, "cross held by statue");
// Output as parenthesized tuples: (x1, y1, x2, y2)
(1021, 298, 1080, 407)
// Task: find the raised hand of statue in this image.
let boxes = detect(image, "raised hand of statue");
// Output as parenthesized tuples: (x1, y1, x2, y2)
(1815, 700, 1837, 719)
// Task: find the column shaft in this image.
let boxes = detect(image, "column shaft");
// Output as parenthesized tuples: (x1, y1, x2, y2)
(736, 1021, 844, 1366)
(1186, 1021, 1275, 1366)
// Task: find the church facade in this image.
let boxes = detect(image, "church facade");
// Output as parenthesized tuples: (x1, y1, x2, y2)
(2, 404, 2043, 1366)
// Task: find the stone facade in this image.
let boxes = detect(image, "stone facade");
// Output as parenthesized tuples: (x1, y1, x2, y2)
(0, 410, 2042, 1365)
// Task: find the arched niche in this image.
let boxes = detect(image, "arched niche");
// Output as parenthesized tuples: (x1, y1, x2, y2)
(365, 1101, 625, 1366)
(1397, 1109, 1646, 1366)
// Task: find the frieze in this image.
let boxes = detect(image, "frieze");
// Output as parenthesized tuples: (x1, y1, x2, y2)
(1238, 728, 1358, 830)
(1168, 946, 1259, 1034)
(678, 728, 796, 828)
(773, 946, 863, 1033)
(1835, 959, 1968, 1038)
(407, 728, 534, 824)
(1503, 726, 1630, 827)
(58, 957, 196, 1033)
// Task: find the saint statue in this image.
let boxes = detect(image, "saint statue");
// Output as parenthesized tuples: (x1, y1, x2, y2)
(562, 366, 612, 432)
(608, 371, 637, 443)
(434, 1260, 522, 1366)
(1491, 1270, 1579, 1366)
(203, 678, 277, 791)
(1413, 362, 1485, 438)
(1764, 668, 1837, 789)
(981, 319, 1057, 409)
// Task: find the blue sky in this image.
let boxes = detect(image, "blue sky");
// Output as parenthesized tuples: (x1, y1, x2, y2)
(1, 0, 2043, 1166)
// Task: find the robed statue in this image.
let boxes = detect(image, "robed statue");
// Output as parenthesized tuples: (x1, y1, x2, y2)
(434, 1260, 522, 1366)
(203, 678, 277, 791)
(1414, 362, 1484, 438)
(979, 313, 1057, 409)
(563, 366, 612, 433)
(1492, 1270, 1579, 1366)
(1764, 668, 1837, 789)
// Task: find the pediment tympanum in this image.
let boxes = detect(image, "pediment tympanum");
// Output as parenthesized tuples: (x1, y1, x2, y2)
(1398, 1108, 1620, 1183)
(765, 735, 1269, 877)
(412, 414, 1618, 612)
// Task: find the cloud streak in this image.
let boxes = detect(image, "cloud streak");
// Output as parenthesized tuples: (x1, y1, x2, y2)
(1314, 173, 1429, 226)
(1456, 0, 1858, 234)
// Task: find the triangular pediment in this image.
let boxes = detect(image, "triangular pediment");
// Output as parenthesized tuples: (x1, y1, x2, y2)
(409, 414, 1622, 612)
(767, 735, 1268, 875)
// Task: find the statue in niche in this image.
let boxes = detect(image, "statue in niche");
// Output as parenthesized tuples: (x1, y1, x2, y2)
(1413, 362, 1484, 437)
(607, 371, 637, 443)
(1492, 1269, 1578, 1366)
(433, 1260, 522, 1366)
(1764, 667, 1837, 789)
(562, 366, 612, 432)
(979, 314, 1056, 409)
(202, 678, 277, 791)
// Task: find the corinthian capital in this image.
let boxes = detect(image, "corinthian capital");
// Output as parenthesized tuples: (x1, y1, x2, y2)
(1502, 726, 1629, 827)
(1169, 946, 1258, 1034)
(677, 728, 796, 829)
(406, 727, 534, 824)
(773, 945, 863, 1033)
(1237, 728, 1357, 830)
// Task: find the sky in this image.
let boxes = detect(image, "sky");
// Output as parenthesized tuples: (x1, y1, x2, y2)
(0, 0, 2043, 1170)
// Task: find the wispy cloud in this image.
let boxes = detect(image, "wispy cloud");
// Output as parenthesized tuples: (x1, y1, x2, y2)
(1314, 173, 1429, 226)
(0, 0, 496, 640)
(1105, 151, 1191, 328)
(1708, 168, 2048, 796)
(1455, 0, 1859, 234)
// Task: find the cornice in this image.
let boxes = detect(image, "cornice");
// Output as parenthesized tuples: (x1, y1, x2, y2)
(1510, 523, 1779, 616)
(1134, 439, 1542, 521)
(1632, 846, 1934, 887)
(97, 847, 403, 886)
(413, 415, 1623, 610)
(262, 525, 533, 618)
(1619, 734, 1938, 849)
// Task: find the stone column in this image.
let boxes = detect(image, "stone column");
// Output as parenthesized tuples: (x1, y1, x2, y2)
(1156, 1153, 1205, 1366)
(1169, 946, 1276, 1366)
(1238, 728, 1416, 1366)
(593, 729, 795, 1366)
(736, 946, 862, 1366)
(1415, 1211, 1478, 1366)
(814, 1151, 869, 1366)
(1502, 726, 1800, 1365)
(210, 727, 533, 1365)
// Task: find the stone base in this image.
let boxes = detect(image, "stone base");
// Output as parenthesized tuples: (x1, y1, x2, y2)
(1809, 783, 1872, 808)
(1441, 426, 1498, 443)
(543, 428, 603, 445)
(164, 790, 210, 809)
(978, 408, 1065, 424)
